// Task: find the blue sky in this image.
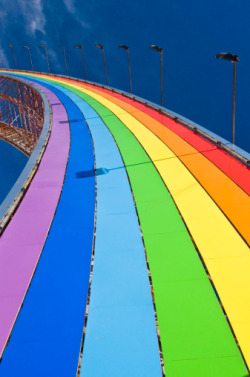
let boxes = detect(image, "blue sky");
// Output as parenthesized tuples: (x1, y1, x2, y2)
(0, 0, 249, 152)
(0, 140, 27, 204)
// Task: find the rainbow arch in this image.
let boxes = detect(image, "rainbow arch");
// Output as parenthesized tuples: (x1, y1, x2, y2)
(0, 70, 249, 377)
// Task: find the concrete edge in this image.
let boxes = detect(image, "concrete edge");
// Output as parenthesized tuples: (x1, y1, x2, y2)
(0, 75, 52, 235)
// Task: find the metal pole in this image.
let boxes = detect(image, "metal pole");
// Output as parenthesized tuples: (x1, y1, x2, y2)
(40, 46, 51, 73)
(28, 49, 34, 71)
(62, 47, 69, 76)
(160, 51, 163, 107)
(102, 48, 108, 86)
(23, 46, 34, 71)
(127, 49, 132, 94)
(75, 45, 87, 80)
(26, 48, 34, 71)
(118, 45, 132, 94)
(45, 47, 51, 73)
(12, 49, 18, 69)
(80, 47, 87, 80)
(9, 45, 18, 69)
(232, 61, 236, 145)
(150, 45, 164, 107)
(215, 53, 239, 145)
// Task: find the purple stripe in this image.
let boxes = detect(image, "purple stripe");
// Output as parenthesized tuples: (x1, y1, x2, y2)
(0, 84, 70, 357)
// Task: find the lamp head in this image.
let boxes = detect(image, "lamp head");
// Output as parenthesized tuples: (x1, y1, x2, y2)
(150, 45, 163, 53)
(118, 44, 129, 50)
(95, 43, 104, 50)
(215, 53, 239, 63)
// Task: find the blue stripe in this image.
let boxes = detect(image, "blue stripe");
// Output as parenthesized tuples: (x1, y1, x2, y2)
(0, 77, 95, 376)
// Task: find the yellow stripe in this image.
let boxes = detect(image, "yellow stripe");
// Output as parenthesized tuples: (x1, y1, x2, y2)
(58, 80, 250, 366)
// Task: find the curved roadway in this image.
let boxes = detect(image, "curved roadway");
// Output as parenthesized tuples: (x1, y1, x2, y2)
(0, 70, 249, 377)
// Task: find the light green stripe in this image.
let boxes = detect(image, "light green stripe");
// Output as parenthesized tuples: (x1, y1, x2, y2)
(22, 74, 248, 376)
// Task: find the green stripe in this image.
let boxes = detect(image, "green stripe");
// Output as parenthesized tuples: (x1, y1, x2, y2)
(31, 75, 247, 376)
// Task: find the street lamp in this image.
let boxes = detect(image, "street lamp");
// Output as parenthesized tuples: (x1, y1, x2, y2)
(74, 44, 87, 80)
(23, 46, 34, 71)
(62, 46, 69, 76)
(118, 45, 132, 94)
(150, 45, 164, 107)
(8, 45, 18, 69)
(95, 44, 108, 86)
(40, 45, 51, 73)
(215, 52, 240, 145)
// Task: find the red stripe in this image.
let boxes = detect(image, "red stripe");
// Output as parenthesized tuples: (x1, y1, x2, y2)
(84, 83, 250, 195)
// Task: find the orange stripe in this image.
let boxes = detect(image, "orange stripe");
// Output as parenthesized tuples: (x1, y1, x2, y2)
(81, 83, 250, 245)
(85, 82, 250, 195)
(4, 70, 249, 244)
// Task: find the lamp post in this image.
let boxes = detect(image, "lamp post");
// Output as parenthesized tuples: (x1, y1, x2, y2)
(8, 45, 18, 69)
(95, 44, 108, 86)
(215, 52, 240, 145)
(40, 45, 50, 73)
(118, 45, 132, 94)
(150, 45, 163, 107)
(74, 44, 87, 80)
(23, 46, 34, 71)
(62, 46, 69, 76)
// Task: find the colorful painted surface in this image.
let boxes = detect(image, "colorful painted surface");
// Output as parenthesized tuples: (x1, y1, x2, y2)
(0, 70, 249, 377)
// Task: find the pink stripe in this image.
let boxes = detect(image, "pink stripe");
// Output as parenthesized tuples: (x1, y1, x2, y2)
(0, 85, 70, 357)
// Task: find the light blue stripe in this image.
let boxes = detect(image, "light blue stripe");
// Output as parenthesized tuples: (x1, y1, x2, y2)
(79, 101, 161, 377)
(38, 81, 162, 376)
(5, 75, 161, 376)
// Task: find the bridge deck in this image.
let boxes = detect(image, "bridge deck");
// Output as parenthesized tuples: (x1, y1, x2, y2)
(0, 70, 249, 377)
